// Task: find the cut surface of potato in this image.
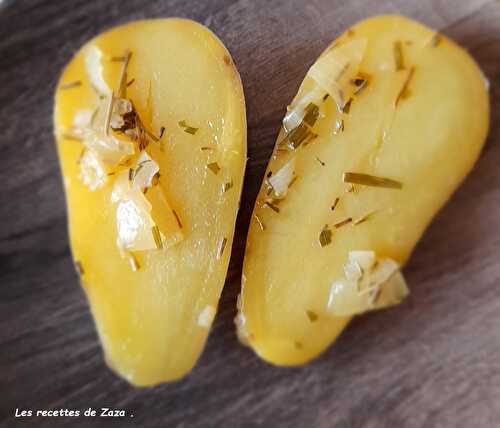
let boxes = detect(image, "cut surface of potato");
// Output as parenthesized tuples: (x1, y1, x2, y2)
(239, 15, 489, 366)
(54, 19, 246, 385)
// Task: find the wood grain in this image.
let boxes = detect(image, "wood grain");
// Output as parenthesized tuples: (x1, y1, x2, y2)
(1, 0, 499, 427)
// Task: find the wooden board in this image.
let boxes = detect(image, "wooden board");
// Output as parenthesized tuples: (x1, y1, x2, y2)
(1, 0, 499, 426)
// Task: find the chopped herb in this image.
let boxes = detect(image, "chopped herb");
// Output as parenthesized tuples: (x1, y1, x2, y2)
(207, 162, 221, 175)
(184, 126, 198, 135)
(265, 180, 274, 196)
(263, 201, 280, 213)
(128, 168, 134, 182)
(178, 120, 199, 135)
(429, 32, 441, 47)
(352, 73, 370, 95)
(142, 126, 161, 142)
(62, 132, 82, 142)
(129, 253, 140, 271)
(306, 310, 318, 322)
(223, 180, 234, 193)
(282, 122, 317, 150)
(315, 156, 325, 166)
(319, 224, 332, 247)
(61, 80, 82, 90)
(266, 171, 273, 178)
(152, 225, 163, 249)
(76, 148, 86, 165)
(322, 93, 329, 101)
(343, 172, 403, 189)
(217, 237, 227, 260)
(288, 175, 298, 189)
(393, 40, 405, 70)
(74, 260, 84, 276)
(331, 197, 340, 211)
(152, 173, 160, 186)
(201, 146, 213, 151)
(172, 209, 183, 229)
(333, 119, 344, 135)
(346, 183, 359, 193)
(354, 210, 376, 225)
(254, 214, 265, 231)
(126, 78, 135, 87)
(342, 98, 353, 114)
(158, 126, 165, 139)
(103, 93, 114, 136)
(117, 50, 132, 98)
(303, 103, 320, 127)
(336, 88, 346, 109)
(334, 217, 352, 229)
(395, 67, 415, 106)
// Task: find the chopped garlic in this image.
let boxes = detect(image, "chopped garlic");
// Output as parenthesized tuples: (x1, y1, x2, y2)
(116, 198, 157, 252)
(85, 45, 111, 95)
(79, 149, 108, 191)
(268, 157, 296, 198)
(197, 305, 216, 328)
(132, 151, 160, 191)
(328, 250, 409, 316)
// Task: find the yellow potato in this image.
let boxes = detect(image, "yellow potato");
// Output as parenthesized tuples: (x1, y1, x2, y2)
(54, 19, 246, 385)
(239, 15, 489, 366)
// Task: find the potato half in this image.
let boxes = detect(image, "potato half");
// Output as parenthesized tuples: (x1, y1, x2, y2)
(239, 15, 489, 366)
(54, 19, 246, 385)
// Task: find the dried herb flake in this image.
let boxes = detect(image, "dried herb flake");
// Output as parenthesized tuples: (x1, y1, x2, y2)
(207, 162, 221, 175)
(343, 172, 403, 189)
(319, 225, 332, 247)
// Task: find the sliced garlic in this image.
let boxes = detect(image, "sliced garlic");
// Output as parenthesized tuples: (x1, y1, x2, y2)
(283, 85, 324, 133)
(268, 157, 296, 198)
(85, 45, 111, 96)
(79, 149, 108, 191)
(132, 151, 160, 191)
(116, 198, 157, 251)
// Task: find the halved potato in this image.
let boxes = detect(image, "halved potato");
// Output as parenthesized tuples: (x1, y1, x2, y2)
(54, 19, 246, 385)
(239, 15, 489, 366)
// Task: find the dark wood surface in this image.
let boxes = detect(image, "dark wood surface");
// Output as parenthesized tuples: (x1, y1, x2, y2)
(1, 0, 500, 427)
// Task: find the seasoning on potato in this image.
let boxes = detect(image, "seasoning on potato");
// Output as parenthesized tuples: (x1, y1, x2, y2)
(54, 19, 246, 386)
(238, 15, 489, 366)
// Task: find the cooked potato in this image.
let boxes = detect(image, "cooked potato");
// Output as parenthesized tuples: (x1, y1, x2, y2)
(54, 19, 246, 385)
(238, 15, 489, 366)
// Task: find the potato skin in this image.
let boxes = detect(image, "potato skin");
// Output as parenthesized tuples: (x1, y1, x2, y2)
(54, 19, 246, 386)
(240, 15, 489, 366)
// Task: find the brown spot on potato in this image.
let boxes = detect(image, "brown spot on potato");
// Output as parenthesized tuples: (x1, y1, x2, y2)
(223, 55, 231, 65)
